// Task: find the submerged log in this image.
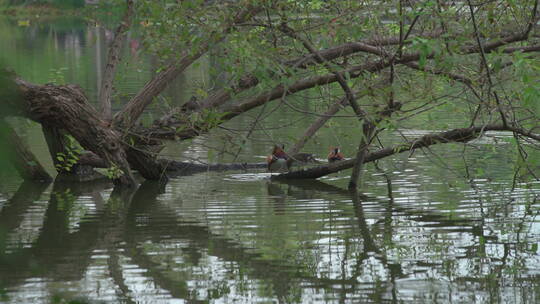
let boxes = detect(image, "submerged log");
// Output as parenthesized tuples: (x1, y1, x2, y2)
(54, 164, 107, 183)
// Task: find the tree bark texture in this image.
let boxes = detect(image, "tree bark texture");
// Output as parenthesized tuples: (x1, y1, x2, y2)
(11, 79, 137, 186)
(41, 125, 69, 172)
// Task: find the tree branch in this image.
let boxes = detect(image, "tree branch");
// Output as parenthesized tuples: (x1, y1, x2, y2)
(180, 31, 441, 118)
(171, 26, 532, 129)
(273, 124, 540, 180)
(138, 27, 540, 142)
(404, 62, 473, 86)
(467, 0, 509, 127)
(99, 0, 135, 120)
(284, 29, 443, 69)
(113, 5, 261, 129)
(278, 22, 365, 117)
(12, 78, 137, 186)
(288, 96, 348, 155)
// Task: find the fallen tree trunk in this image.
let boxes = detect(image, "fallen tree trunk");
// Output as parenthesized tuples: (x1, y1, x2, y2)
(51, 149, 266, 175)
(1, 69, 177, 185)
(273, 124, 540, 180)
(126, 146, 167, 181)
(9, 78, 138, 185)
(162, 160, 266, 175)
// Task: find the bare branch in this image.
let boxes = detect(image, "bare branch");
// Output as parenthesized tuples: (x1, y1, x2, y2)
(187, 31, 441, 116)
(467, 0, 508, 126)
(404, 62, 473, 86)
(502, 44, 540, 53)
(288, 97, 348, 155)
(278, 22, 365, 117)
(181, 27, 532, 126)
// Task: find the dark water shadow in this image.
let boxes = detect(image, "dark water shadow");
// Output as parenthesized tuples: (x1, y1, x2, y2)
(0, 179, 113, 287)
(0, 180, 51, 235)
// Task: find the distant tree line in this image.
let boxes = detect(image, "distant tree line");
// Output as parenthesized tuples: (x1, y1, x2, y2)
(5, 0, 85, 8)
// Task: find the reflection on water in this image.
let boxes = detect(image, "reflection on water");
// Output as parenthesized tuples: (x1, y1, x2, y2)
(0, 16, 539, 304)
(1, 159, 539, 303)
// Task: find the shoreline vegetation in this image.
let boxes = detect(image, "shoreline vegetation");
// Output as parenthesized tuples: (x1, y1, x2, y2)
(1, 3, 80, 17)
(0, 1, 123, 26)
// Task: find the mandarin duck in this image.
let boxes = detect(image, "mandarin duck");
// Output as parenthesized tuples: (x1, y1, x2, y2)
(327, 147, 345, 162)
(267, 144, 289, 173)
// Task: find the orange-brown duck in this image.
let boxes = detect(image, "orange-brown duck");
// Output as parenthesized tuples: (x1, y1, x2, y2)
(266, 145, 289, 173)
(327, 147, 344, 162)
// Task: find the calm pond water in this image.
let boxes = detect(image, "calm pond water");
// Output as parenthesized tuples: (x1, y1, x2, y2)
(0, 17, 539, 304)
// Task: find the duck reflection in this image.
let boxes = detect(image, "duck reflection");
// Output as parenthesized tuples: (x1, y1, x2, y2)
(266, 180, 330, 215)
(266, 181, 287, 215)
